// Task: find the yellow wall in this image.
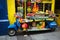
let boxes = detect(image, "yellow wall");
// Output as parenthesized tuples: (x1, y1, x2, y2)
(7, 0, 16, 24)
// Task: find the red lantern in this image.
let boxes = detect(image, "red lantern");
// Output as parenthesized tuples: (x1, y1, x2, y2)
(22, 23, 28, 29)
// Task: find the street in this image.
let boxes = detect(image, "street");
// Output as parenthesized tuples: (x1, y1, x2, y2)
(0, 28, 60, 40)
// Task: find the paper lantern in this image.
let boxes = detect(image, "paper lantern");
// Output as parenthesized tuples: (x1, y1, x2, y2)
(22, 23, 28, 29)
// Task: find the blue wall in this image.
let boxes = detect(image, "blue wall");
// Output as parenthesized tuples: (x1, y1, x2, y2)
(0, 0, 8, 19)
(0, 0, 9, 35)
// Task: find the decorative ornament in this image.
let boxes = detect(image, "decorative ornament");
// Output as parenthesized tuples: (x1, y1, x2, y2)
(32, 2, 39, 13)
(27, 6, 31, 13)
